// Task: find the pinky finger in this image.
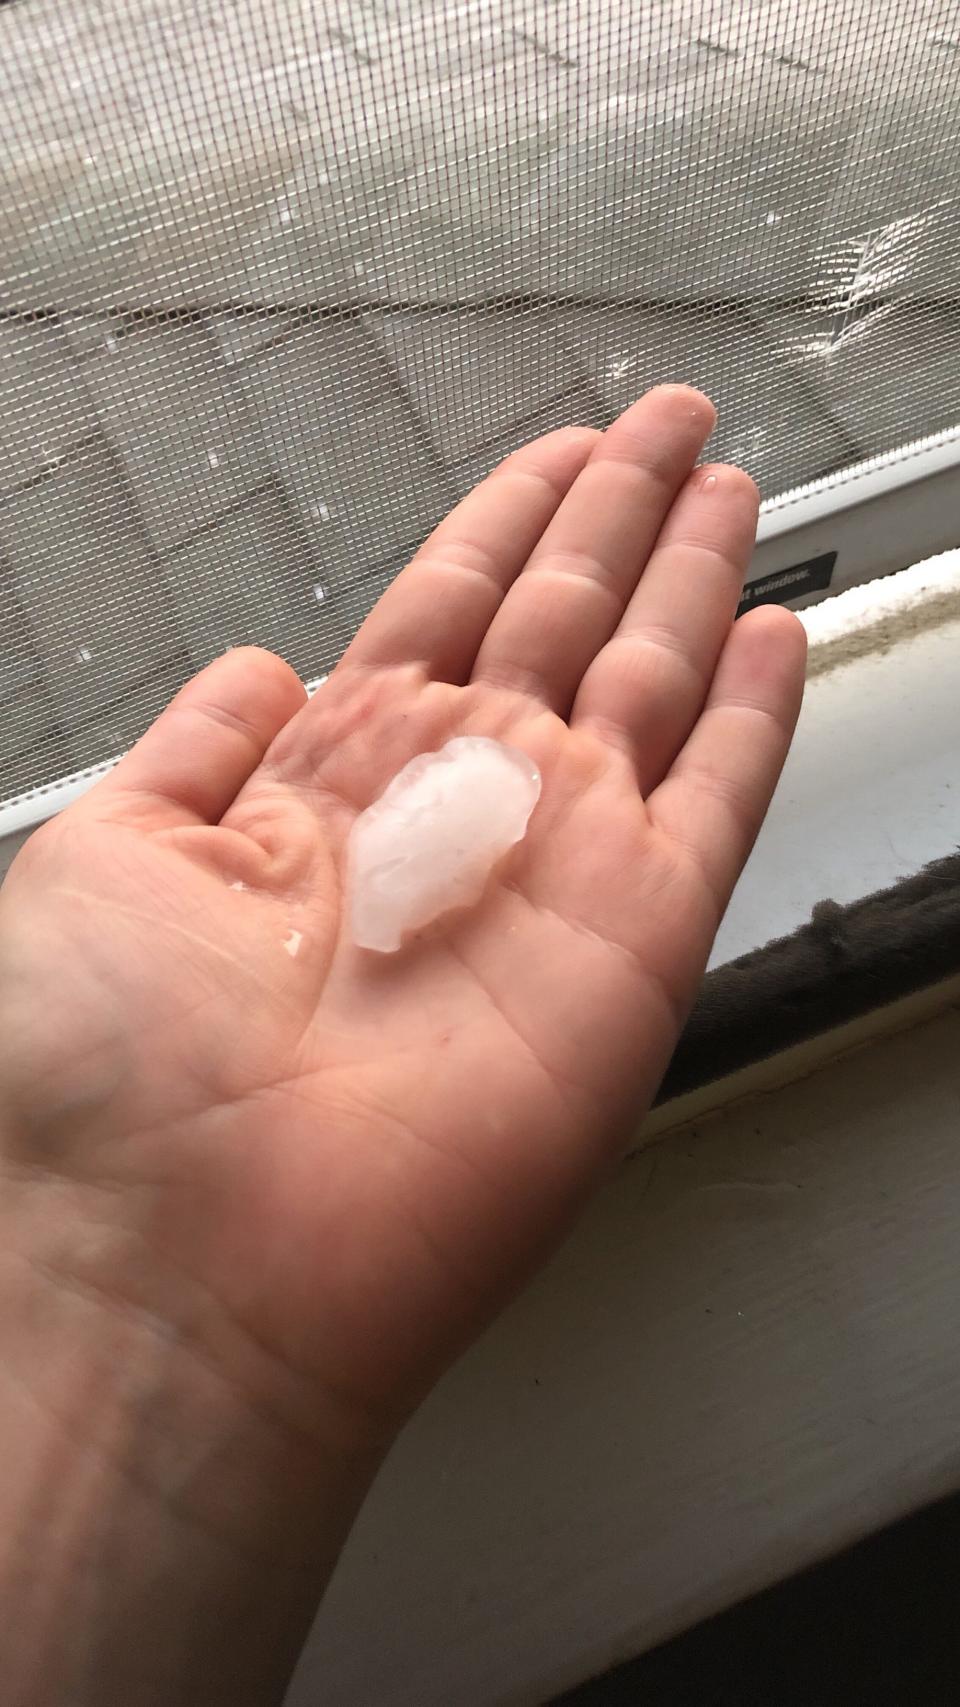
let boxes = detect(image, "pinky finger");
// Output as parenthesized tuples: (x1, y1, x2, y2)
(647, 605, 807, 917)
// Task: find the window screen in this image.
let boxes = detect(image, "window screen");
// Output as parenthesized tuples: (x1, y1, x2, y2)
(2, 0, 958, 807)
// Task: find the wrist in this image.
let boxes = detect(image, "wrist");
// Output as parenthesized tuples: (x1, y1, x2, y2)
(0, 1158, 388, 1706)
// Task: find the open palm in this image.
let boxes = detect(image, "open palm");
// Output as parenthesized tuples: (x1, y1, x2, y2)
(0, 389, 804, 1437)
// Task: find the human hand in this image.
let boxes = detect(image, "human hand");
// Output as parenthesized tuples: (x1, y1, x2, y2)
(0, 388, 804, 1704)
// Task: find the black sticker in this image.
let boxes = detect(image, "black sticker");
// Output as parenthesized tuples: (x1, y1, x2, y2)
(737, 551, 836, 617)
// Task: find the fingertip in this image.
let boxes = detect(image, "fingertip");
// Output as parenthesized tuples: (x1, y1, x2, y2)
(182, 645, 308, 735)
(739, 600, 808, 657)
(86, 647, 309, 828)
(212, 645, 308, 707)
(653, 459, 760, 560)
(599, 385, 717, 473)
(732, 602, 808, 722)
(504, 424, 602, 488)
(546, 423, 604, 455)
(696, 461, 760, 509)
(183, 643, 309, 735)
(632, 384, 717, 432)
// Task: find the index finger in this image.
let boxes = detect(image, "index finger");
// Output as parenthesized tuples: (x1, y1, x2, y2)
(341, 426, 599, 684)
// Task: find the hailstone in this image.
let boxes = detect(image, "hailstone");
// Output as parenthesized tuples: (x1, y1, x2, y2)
(348, 737, 541, 952)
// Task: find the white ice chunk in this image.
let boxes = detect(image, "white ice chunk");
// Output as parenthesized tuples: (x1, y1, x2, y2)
(348, 737, 541, 953)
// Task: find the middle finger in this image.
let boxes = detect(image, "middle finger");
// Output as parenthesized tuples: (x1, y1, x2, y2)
(471, 386, 716, 713)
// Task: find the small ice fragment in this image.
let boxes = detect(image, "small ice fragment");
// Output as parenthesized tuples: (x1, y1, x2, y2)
(229, 879, 246, 891)
(283, 928, 303, 958)
(348, 737, 541, 953)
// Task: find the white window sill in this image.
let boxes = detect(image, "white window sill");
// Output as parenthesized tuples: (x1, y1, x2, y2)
(713, 546, 960, 970)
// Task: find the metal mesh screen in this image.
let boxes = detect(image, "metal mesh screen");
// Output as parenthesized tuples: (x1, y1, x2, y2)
(2, 0, 959, 806)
